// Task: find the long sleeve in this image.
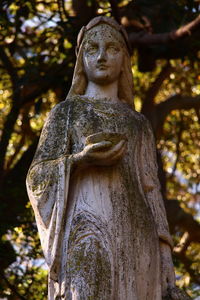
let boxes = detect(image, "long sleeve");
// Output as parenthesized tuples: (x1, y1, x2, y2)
(26, 101, 73, 280)
(139, 119, 173, 248)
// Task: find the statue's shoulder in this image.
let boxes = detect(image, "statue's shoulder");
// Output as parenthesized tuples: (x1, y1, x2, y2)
(127, 108, 154, 139)
(42, 100, 71, 131)
(50, 99, 70, 114)
(129, 108, 149, 127)
(46, 97, 86, 127)
(47, 99, 76, 120)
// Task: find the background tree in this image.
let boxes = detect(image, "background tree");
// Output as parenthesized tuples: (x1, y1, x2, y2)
(0, 0, 199, 299)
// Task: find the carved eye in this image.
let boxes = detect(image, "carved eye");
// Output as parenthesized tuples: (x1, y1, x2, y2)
(107, 44, 119, 54)
(86, 44, 98, 54)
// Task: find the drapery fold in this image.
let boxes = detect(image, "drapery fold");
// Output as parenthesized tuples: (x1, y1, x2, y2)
(139, 118, 173, 248)
(26, 101, 73, 282)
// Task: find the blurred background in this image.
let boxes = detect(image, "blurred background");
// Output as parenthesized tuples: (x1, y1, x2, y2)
(0, 0, 199, 299)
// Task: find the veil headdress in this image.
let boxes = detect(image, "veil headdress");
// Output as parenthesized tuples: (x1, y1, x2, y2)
(67, 16, 134, 108)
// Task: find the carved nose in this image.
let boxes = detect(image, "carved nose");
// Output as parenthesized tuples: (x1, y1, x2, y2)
(97, 47, 107, 62)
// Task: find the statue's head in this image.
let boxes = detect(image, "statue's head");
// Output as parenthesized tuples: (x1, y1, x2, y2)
(67, 16, 134, 107)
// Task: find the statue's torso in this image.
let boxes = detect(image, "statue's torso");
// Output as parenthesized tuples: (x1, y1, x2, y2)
(63, 96, 161, 300)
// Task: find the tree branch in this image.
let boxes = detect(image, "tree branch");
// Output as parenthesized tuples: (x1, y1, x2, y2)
(129, 31, 171, 47)
(72, 0, 98, 26)
(5, 134, 25, 171)
(0, 61, 72, 179)
(170, 15, 200, 40)
(0, 104, 20, 179)
(57, 0, 68, 23)
(109, 0, 120, 23)
(166, 199, 200, 285)
(141, 63, 172, 114)
(0, 45, 23, 175)
(128, 15, 200, 47)
(166, 199, 200, 244)
(169, 114, 184, 178)
(21, 62, 72, 105)
(0, 46, 18, 86)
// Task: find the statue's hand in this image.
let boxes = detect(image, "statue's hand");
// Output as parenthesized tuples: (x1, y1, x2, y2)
(160, 241, 175, 298)
(72, 139, 126, 167)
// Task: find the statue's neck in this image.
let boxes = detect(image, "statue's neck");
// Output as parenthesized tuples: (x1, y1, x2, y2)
(84, 81, 119, 102)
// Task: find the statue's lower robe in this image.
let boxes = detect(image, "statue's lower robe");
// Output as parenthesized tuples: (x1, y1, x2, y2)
(27, 96, 172, 300)
(64, 166, 161, 300)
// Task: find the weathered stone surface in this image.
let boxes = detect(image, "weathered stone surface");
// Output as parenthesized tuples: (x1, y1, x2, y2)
(26, 16, 189, 300)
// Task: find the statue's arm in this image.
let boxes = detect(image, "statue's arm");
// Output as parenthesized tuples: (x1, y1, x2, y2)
(26, 102, 76, 278)
(139, 118, 192, 300)
(139, 118, 172, 247)
(26, 102, 71, 229)
(139, 119, 176, 296)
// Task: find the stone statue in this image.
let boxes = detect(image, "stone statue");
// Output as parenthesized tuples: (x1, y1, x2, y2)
(26, 16, 190, 300)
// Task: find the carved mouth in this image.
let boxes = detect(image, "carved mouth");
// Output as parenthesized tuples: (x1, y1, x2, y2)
(96, 64, 108, 70)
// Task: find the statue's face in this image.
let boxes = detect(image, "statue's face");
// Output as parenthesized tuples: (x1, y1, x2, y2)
(83, 24, 124, 85)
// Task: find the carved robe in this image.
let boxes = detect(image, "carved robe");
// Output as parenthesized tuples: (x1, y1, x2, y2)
(26, 96, 172, 300)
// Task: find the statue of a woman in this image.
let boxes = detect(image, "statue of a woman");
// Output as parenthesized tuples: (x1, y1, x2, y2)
(26, 16, 189, 300)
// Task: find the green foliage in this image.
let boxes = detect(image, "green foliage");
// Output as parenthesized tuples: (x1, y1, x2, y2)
(1, 205, 48, 299)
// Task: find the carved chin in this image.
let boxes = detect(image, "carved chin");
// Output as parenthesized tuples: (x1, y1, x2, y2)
(89, 73, 118, 85)
(93, 76, 110, 85)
